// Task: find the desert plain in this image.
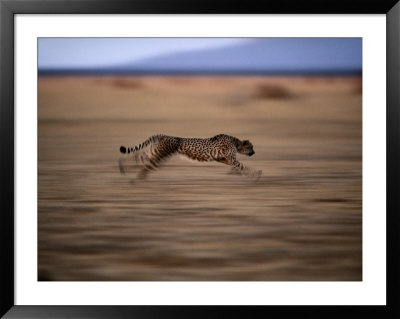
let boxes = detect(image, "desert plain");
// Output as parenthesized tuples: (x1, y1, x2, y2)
(38, 75, 362, 281)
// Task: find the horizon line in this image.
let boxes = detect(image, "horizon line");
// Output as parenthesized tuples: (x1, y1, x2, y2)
(38, 69, 362, 76)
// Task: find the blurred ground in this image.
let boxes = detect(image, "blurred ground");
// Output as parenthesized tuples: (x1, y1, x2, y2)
(38, 75, 362, 281)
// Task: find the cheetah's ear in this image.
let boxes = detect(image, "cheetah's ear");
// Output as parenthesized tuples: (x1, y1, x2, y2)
(242, 140, 249, 145)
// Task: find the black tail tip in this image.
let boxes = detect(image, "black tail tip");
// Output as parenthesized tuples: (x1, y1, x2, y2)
(120, 146, 127, 154)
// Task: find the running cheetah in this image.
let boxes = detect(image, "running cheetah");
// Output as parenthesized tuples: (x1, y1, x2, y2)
(119, 134, 262, 179)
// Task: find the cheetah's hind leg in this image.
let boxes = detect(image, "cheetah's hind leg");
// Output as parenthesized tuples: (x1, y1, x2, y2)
(119, 157, 127, 174)
(119, 153, 142, 175)
(136, 152, 173, 180)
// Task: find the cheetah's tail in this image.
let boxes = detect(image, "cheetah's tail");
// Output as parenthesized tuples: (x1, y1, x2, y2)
(120, 146, 127, 154)
(120, 135, 162, 155)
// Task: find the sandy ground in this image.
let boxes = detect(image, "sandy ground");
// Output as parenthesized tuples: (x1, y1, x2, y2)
(38, 75, 362, 281)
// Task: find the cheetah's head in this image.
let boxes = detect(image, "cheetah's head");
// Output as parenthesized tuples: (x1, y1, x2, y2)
(237, 140, 255, 156)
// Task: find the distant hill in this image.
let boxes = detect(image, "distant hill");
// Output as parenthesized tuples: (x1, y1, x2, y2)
(39, 38, 362, 75)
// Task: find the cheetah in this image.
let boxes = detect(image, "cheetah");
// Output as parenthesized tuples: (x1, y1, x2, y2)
(119, 134, 262, 179)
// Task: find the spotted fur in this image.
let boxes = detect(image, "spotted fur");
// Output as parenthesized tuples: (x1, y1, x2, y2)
(119, 134, 261, 179)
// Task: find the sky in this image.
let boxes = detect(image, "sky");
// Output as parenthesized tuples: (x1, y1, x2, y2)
(38, 38, 250, 68)
(38, 38, 362, 73)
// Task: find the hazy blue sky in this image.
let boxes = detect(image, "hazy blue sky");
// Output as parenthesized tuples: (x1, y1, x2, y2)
(38, 38, 250, 68)
(38, 38, 362, 73)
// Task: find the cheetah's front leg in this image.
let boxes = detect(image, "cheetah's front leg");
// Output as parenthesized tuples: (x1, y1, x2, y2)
(228, 157, 262, 179)
(231, 158, 245, 172)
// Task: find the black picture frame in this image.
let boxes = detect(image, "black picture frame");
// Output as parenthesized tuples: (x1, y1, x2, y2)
(1, 1, 399, 318)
